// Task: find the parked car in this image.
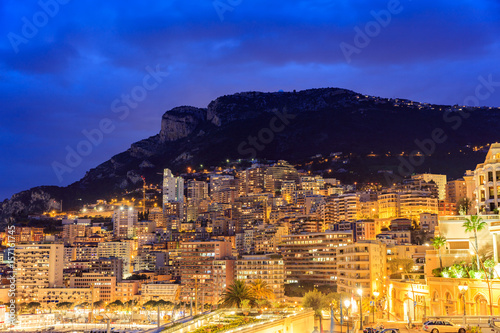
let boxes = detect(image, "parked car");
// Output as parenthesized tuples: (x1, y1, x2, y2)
(423, 320, 465, 333)
(380, 329, 400, 333)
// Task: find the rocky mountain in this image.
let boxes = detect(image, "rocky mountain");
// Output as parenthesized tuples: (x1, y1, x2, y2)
(1, 87, 499, 223)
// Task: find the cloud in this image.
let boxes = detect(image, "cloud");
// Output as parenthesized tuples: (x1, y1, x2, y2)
(0, 0, 499, 199)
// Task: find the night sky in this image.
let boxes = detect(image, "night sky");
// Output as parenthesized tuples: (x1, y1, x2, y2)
(1, 0, 500, 201)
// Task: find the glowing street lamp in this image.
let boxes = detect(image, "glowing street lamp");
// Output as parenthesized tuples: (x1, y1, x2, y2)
(372, 291, 380, 322)
(458, 283, 469, 317)
(357, 289, 363, 330)
(344, 299, 351, 333)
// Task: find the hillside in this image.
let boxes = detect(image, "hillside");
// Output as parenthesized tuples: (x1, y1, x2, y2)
(1, 87, 497, 222)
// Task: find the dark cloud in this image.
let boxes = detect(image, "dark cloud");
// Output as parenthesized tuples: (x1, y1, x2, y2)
(0, 0, 499, 200)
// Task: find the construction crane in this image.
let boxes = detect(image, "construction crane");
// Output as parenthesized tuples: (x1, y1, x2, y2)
(141, 175, 146, 214)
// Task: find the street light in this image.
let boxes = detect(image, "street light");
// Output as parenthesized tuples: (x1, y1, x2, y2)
(357, 288, 363, 330)
(373, 291, 380, 323)
(344, 299, 351, 333)
(458, 283, 469, 321)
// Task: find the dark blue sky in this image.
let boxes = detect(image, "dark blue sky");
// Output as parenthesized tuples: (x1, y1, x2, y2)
(1, 0, 499, 200)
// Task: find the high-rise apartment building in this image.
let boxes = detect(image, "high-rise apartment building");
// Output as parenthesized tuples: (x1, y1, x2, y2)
(236, 254, 285, 302)
(88, 257, 124, 282)
(62, 224, 86, 245)
(237, 167, 266, 195)
(378, 191, 438, 222)
(280, 231, 353, 285)
(14, 244, 64, 302)
(336, 240, 386, 295)
(112, 206, 137, 239)
(97, 241, 135, 278)
(163, 168, 184, 210)
(325, 193, 360, 224)
(412, 173, 447, 200)
(178, 240, 233, 304)
(446, 178, 467, 204)
(186, 179, 209, 202)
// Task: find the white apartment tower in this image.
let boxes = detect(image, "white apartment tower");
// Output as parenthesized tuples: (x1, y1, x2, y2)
(163, 168, 184, 209)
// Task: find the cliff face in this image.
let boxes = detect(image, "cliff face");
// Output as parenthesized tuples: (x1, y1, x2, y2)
(159, 106, 209, 143)
(0, 187, 62, 223)
(1, 87, 499, 223)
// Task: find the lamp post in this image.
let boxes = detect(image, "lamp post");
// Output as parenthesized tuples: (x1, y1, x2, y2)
(357, 288, 363, 330)
(330, 302, 335, 333)
(373, 291, 380, 323)
(458, 283, 468, 324)
(340, 299, 343, 333)
(344, 299, 351, 333)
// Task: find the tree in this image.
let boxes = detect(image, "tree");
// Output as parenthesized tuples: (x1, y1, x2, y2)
(93, 300, 105, 309)
(76, 302, 90, 309)
(164, 301, 174, 310)
(56, 302, 73, 310)
(56, 302, 73, 322)
(432, 236, 447, 269)
(26, 302, 41, 314)
(484, 259, 496, 278)
(219, 280, 257, 308)
(126, 274, 148, 280)
(107, 300, 124, 311)
(249, 280, 275, 300)
(143, 300, 158, 309)
(457, 198, 472, 215)
(463, 215, 487, 270)
(124, 300, 137, 309)
(156, 299, 169, 309)
(303, 290, 330, 333)
(388, 258, 415, 277)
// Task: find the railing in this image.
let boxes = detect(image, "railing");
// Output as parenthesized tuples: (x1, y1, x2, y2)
(440, 215, 500, 221)
(161, 309, 246, 333)
(160, 308, 309, 333)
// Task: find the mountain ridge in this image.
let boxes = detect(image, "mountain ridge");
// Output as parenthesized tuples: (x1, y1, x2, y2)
(1, 87, 498, 223)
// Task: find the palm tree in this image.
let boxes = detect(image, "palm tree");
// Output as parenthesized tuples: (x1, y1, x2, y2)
(484, 259, 496, 278)
(303, 290, 329, 333)
(220, 280, 257, 308)
(463, 215, 487, 269)
(249, 280, 276, 300)
(432, 236, 447, 269)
